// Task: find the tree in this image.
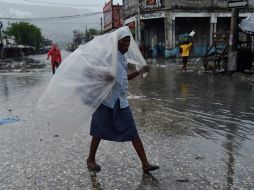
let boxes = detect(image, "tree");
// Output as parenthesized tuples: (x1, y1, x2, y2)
(4, 22, 43, 50)
(85, 28, 102, 41)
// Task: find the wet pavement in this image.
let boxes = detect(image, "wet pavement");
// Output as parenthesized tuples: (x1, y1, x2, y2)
(0, 52, 254, 189)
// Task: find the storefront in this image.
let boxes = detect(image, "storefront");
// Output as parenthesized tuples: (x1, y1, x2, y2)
(140, 12, 165, 57)
(175, 17, 210, 57)
(123, 0, 254, 58)
(165, 12, 251, 57)
(124, 0, 165, 57)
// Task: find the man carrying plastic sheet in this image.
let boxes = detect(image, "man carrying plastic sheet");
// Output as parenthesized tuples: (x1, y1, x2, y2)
(38, 26, 159, 173)
(87, 27, 159, 173)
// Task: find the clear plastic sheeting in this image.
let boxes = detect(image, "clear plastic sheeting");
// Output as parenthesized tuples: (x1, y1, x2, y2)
(239, 14, 254, 35)
(37, 26, 147, 139)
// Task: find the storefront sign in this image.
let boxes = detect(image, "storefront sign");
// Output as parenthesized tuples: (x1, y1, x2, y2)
(141, 0, 161, 9)
(228, 0, 248, 8)
(140, 12, 165, 20)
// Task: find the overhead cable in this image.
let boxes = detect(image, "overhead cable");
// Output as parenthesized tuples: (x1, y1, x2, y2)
(0, 12, 103, 21)
(24, 0, 103, 7)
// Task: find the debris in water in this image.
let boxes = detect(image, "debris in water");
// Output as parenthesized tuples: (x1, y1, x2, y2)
(0, 116, 19, 125)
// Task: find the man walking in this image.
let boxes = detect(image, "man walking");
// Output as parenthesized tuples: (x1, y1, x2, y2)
(47, 44, 62, 74)
(180, 41, 192, 72)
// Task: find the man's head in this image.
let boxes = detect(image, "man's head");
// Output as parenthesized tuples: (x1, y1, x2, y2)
(117, 26, 131, 54)
(118, 36, 130, 54)
(52, 44, 57, 50)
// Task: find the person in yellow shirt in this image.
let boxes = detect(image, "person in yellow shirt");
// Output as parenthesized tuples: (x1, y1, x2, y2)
(180, 41, 192, 72)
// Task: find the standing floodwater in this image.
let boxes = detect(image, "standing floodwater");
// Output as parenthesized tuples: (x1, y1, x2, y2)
(0, 55, 254, 189)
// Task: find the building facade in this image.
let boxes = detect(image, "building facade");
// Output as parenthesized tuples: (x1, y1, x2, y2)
(103, 0, 123, 32)
(123, 0, 254, 57)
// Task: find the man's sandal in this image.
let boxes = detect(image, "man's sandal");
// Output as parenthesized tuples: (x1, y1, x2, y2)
(143, 165, 160, 173)
(87, 161, 101, 172)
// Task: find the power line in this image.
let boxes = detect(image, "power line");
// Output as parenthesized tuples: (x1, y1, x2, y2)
(34, 22, 101, 24)
(24, 0, 103, 7)
(0, 12, 102, 21)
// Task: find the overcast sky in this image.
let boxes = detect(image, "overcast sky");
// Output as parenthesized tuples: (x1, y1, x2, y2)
(0, 0, 123, 42)
(0, 0, 123, 12)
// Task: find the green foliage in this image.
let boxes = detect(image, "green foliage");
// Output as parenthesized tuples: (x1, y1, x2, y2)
(5, 22, 43, 49)
(88, 28, 100, 35)
(85, 28, 102, 40)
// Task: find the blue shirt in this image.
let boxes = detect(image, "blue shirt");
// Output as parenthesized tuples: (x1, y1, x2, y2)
(103, 51, 129, 109)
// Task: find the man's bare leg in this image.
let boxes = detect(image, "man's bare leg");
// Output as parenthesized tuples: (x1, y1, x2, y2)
(87, 137, 101, 171)
(132, 137, 159, 172)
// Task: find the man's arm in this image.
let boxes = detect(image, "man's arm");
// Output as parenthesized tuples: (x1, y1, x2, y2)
(47, 50, 51, 60)
(128, 65, 149, 80)
(128, 70, 140, 80)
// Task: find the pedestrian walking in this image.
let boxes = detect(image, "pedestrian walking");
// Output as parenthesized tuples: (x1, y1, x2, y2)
(86, 27, 159, 173)
(180, 41, 192, 72)
(47, 43, 62, 74)
(38, 26, 159, 173)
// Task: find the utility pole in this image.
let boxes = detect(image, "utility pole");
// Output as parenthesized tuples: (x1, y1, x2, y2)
(18, 25, 21, 45)
(137, 0, 147, 46)
(0, 21, 3, 59)
(228, 8, 239, 72)
(100, 17, 103, 34)
(227, 0, 247, 72)
(34, 30, 37, 50)
(137, 6, 141, 45)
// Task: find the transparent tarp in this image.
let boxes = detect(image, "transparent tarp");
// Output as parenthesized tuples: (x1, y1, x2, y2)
(37, 26, 147, 138)
(239, 14, 254, 35)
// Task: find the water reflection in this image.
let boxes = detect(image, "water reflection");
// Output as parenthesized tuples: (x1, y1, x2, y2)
(0, 74, 46, 99)
(1, 75, 9, 98)
(89, 172, 103, 190)
(136, 173, 160, 190)
(133, 63, 254, 141)
(87, 172, 160, 190)
(225, 133, 236, 190)
(180, 82, 189, 98)
(222, 77, 249, 190)
(88, 172, 160, 190)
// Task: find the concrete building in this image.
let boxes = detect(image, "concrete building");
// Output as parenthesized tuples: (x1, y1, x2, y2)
(103, 0, 123, 33)
(123, 0, 254, 57)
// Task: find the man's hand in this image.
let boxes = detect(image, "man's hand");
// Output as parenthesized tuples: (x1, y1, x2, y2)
(105, 74, 115, 81)
(138, 65, 150, 74)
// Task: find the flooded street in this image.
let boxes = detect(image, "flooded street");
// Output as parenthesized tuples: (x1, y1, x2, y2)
(0, 52, 254, 189)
